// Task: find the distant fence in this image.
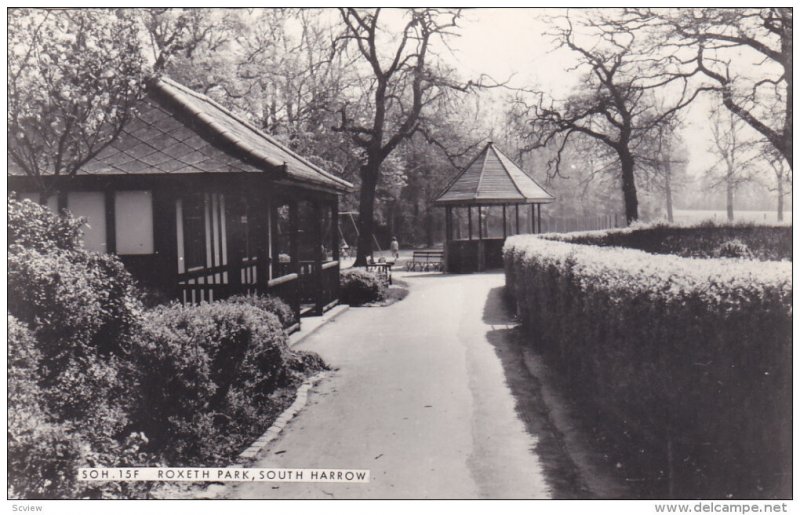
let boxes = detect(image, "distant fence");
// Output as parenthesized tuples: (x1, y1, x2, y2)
(539, 214, 619, 234)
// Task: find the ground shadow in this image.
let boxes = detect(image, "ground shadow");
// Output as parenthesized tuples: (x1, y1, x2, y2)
(481, 285, 630, 500)
(481, 286, 590, 499)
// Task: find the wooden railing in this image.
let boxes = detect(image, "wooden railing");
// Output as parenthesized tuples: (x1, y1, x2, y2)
(318, 261, 340, 314)
(176, 259, 337, 319)
(177, 260, 301, 320)
(266, 273, 300, 322)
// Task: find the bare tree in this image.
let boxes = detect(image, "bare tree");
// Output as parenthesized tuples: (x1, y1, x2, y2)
(333, 8, 490, 265)
(706, 105, 757, 221)
(630, 8, 792, 167)
(763, 146, 791, 221)
(510, 11, 706, 224)
(635, 111, 688, 222)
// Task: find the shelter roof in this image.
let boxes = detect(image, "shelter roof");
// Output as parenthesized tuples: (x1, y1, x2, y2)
(434, 142, 554, 205)
(10, 77, 353, 192)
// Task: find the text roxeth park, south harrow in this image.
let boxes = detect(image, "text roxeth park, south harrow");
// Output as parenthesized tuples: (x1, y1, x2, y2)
(78, 468, 370, 483)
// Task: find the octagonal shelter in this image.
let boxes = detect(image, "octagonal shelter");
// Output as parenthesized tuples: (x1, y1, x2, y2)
(434, 142, 554, 273)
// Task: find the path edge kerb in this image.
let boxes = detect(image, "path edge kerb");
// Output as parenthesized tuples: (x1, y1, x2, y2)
(235, 371, 329, 464)
(235, 304, 351, 463)
(289, 304, 350, 347)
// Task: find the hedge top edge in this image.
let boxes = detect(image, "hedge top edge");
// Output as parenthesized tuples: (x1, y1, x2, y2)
(503, 235, 792, 315)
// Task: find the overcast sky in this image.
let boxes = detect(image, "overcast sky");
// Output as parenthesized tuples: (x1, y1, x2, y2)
(286, 7, 766, 177)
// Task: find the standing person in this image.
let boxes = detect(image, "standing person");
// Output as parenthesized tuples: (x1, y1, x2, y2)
(390, 236, 400, 260)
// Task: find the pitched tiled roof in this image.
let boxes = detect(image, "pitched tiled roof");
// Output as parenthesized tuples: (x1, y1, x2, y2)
(11, 77, 352, 192)
(434, 143, 554, 205)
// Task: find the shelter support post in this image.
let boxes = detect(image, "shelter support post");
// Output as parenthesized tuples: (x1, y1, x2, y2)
(529, 204, 535, 235)
(515, 205, 520, 234)
(502, 205, 507, 238)
(445, 206, 452, 242)
(537, 204, 542, 234)
(468, 207, 473, 240)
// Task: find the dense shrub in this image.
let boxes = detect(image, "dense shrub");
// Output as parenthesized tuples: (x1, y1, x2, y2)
(7, 196, 84, 252)
(133, 301, 326, 464)
(7, 315, 82, 499)
(7, 197, 327, 497)
(227, 293, 297, 328)
(7, 315, 152, 500)
(504, 234, 792, 498)
(340, 268, 387, 306)
(8, 198, 149, 499)
(8, 197, 142, 452)
(8, 245, 142, 357)
(545, 221, 791, 261)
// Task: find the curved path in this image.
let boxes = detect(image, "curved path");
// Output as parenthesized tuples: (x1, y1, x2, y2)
(225, 272, 579, 499)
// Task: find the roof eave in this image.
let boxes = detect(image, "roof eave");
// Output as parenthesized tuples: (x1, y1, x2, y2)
(152, 77, 354, 192)
(434, 197, 556, 206)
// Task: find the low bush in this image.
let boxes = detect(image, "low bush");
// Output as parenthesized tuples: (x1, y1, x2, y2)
(339, 268, 387, 306)
(227, 293, 297, 328)
(504, 234, 792, 498)
(133, 301, 326, 465)
(712, 238, 754, 259)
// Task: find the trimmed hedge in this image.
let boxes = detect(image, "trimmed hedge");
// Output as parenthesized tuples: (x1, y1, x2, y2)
(504, 232, 792, 498)
(544, 221, 791, 261)
(340, 268, 387, 306)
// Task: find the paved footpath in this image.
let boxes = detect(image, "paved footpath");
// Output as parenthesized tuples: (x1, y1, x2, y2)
(226, 272, 552, 499)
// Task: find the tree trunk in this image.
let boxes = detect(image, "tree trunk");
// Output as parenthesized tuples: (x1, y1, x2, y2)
(664, 160, 674, 223)
(777, 179, 784, 222)
(425, 208, 434, 248)
(355, 164, 378, 266)
(726, 175, 734, 221)
(618, 148, 639, 224)
(782, 15, 792, 169)
(389, 200, 396, 238)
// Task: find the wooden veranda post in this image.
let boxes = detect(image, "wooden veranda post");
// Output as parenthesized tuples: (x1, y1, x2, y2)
(288, 199, 300, 317)
(104, 189, 116, 254)
(313, 200, 324, 315)
(270, 201, 280, 279)
(331, 199, 340, 261)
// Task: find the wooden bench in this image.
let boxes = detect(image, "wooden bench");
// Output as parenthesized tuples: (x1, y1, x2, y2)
(405, 250, 444, 272)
